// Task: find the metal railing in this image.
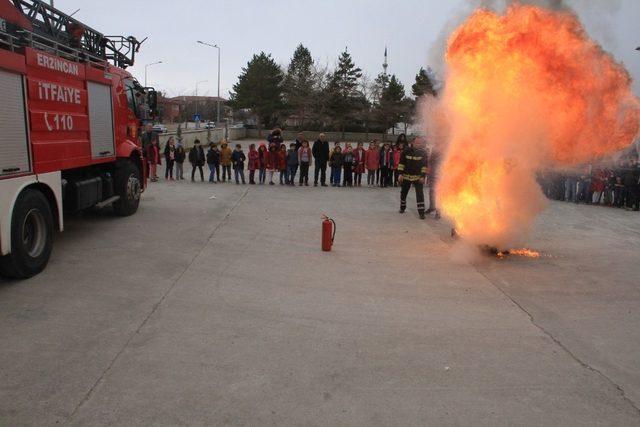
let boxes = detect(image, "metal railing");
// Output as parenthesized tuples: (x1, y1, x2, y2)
(7, 0, 140, 68)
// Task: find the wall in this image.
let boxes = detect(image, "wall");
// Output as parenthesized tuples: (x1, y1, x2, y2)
(246, 129, 406, 143)
(158, 127, 411, 148)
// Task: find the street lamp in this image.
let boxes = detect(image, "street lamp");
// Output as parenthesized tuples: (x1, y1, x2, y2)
(144, 61, 162, 87)
(194, 80, 208, 127)
(197, 40, 221, 124)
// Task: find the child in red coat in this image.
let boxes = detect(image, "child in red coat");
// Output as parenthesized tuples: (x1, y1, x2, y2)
(258, 143, 268, 184)
(278, 144, 287, 185)
(146, 139, 161, 182)
(365, 142, 380, 187)
(247, 144, 259, 184)
(267, 143, 278, 185)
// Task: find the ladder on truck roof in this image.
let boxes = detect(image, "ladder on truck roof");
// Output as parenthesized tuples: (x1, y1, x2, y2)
(0, 0, 143, 68)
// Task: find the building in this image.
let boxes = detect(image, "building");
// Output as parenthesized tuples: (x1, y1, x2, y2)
(157, 95, 229, 123)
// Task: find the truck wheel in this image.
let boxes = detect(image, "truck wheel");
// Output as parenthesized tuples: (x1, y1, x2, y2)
(0, 189, 54, 279)
(113, 160, 141, 217)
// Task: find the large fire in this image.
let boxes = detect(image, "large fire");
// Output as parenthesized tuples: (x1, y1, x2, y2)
(426, 4, 639, 249)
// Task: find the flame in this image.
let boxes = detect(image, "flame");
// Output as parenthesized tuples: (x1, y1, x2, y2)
(426, 5, 640, 249)
(497, 249, 541, 259)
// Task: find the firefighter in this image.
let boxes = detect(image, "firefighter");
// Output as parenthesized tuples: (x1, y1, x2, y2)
(398, 137, 428, 219)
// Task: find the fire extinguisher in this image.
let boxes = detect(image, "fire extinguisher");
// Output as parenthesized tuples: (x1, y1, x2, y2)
(321, 215, 336, 252)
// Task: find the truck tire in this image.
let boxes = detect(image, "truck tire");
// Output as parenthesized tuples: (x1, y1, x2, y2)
(0, 189, 54, 279)
(113, 160, 141, 217)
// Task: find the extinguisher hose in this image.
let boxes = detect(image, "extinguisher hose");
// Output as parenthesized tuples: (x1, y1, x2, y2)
(330, 218, 336, 244)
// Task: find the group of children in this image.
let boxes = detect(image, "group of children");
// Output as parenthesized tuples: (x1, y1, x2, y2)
(327, 140, 403, 188)
(150, 135, 410, 188)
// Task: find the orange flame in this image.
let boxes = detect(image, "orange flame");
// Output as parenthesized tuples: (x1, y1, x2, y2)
(426, 5, 639, 249)
(497, 249, 541, 259)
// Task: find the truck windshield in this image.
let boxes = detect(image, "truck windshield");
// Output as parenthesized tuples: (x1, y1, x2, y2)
(124, 78, 149, 120)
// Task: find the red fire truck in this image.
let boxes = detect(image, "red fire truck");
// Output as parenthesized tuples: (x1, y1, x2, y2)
(0, 0, 156, 278)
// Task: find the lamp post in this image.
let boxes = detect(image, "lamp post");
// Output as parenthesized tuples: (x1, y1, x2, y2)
(144, 61, 162, 87)
(197, 40, 221, 124)
(195, 80, 208, 128)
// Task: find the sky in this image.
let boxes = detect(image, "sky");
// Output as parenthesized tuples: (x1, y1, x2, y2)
(53, 0, 640, 99)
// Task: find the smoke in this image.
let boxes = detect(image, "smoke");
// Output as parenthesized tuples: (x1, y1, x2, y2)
(424, 4, 639, 250)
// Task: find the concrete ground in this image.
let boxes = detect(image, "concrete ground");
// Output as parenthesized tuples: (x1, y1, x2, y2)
(1, 160, 640, 425)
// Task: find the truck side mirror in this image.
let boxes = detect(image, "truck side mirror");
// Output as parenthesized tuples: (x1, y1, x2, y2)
(147, 89, 158, 117)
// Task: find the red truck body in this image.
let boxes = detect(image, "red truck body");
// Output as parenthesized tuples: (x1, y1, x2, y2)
(0, 0, 152, 278)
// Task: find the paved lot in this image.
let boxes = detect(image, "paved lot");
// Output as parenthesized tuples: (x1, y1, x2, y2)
(1, 164, 640, 425)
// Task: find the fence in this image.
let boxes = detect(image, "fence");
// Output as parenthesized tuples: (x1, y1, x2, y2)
(158, 127, 247, 149)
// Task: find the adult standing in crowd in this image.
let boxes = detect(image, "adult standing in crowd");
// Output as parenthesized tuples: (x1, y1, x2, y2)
(140, 123, 157, 153)
(295, 132, 305, 151)
(140, 123, 158, 177)
(189, 139, 205, 182)
(622, 157, 640, 211)
(312, 133, 330, 187)
(398, 137, 428, 219)
(145, 137, 161, 182)
(268, 128, 284, 146)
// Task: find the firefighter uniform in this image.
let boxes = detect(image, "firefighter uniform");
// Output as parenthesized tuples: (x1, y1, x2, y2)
(398, 145, 428, 218)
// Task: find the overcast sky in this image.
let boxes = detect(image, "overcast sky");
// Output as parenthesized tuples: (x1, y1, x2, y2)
(55, 0, 640, 98)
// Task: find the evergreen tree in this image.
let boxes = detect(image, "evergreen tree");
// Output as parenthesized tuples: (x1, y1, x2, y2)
(376, 74, 407, 133)
(372, 72, 389, 104)
(325, 49, 363, 133)
(412, 67, 438, 98)
(283, 44, 315, 129)
(229, 52, 285, 130)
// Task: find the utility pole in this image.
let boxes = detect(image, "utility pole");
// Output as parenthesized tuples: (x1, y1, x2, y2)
(197, 41, 222, 124)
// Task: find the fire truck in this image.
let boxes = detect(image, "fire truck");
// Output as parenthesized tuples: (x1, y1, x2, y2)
(0, 0, 156, 278)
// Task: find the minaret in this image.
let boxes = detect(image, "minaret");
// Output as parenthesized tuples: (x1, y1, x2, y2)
(383, 46, 388, 76)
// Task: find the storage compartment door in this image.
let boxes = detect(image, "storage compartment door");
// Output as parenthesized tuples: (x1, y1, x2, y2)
(87, 81, 115, 159)
(0, 69, 30, 176)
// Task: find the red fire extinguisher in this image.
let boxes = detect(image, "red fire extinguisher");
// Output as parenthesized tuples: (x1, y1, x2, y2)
(321, 215, 336, 252)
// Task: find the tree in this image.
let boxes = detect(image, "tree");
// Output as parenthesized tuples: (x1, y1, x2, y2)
(376, 74, 407, 134)
(325, 49, 363, 133)
(371, 72, 389, 105)
(229, 52, 285, 131)
(283, 44, 315, 129)
(412, 67, 438, 98)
